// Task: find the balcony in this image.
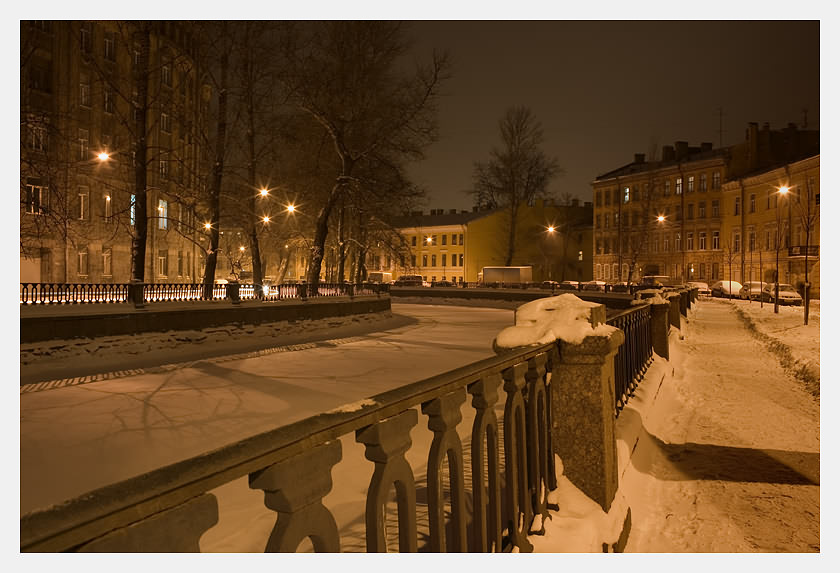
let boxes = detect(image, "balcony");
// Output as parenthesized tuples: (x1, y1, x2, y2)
(788, 245, 819, 259)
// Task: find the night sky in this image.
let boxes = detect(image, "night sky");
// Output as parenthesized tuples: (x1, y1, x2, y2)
(404, 20, 820, 212)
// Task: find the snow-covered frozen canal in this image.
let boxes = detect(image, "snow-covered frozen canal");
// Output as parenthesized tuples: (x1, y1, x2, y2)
(20, 303, 513, 515)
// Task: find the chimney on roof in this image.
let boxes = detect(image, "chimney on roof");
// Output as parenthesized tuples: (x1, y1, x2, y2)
(747, 122, 759, 170)
(634, 153, 645, 164)
(662, 145, 675, 162)
(675, 141, 689, 161)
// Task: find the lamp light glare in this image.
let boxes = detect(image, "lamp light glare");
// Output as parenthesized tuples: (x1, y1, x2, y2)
(286, 204, 296, 213)
(98, 152, 110, 161)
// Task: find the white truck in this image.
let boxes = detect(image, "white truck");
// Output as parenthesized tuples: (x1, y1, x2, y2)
(366, 271, 393, 284)
(479, 266, 533, 286)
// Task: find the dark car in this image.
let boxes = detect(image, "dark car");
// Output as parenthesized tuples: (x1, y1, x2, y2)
(540, 280, 559, 290)
(431, 280, 454, 288)
(556, 281, 580, 291)
(761, 283, 803, 306)
(393, 275, 424, 287)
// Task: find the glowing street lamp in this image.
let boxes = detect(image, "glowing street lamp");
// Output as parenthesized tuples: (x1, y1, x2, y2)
(204, 222, 212, 230)
(426, 236, 432, 245)
(239, 246, 246, 252)
(657, 215, 665, 223)
(97, 152, 110, 161)
(774, 185, 791, 313)
(259, 188, 269, 197)
(262, 216, 270, 224)
(547, 226, 555, 234)
(286, 204, 296, 213)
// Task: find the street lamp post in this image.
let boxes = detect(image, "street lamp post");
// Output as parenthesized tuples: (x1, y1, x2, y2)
(774, 185, 789, 314)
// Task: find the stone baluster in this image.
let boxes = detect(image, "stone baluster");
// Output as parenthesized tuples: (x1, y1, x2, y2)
(525, 353, 550, 534)
(422, 388, 468, 552)
(502, 362, 533, 552)
(78, 493, 218, 552)
(467, 374, 503, 552)
(356, 410, 419, 552)
(249, 440, 342, 552)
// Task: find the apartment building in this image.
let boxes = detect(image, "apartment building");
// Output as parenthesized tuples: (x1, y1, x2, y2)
(592, 122, 819, 286)
(20, 21, 206, 284)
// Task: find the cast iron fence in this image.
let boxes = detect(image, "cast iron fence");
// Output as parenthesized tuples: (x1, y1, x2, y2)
(606, 304, 653, 414)
(21, 341, 559, 553)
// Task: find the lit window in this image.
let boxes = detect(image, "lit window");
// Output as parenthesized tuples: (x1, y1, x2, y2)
(79, 128, 89, 160)
(158, 199, 168, 229)
(24, 183, 47, 215)
(675, 177, 682, 195)
(78, 248, 89, 276)
(102, 248, 112, 277)
(157, 250, 168, 277)
(78, 187, 89, 220)
(687, 176, 695, 193)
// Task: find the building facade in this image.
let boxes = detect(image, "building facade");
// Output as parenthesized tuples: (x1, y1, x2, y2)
(21, 21, 206, 284)
(720, 154, 819, 297)
(592, 122, 819, 288)
(388, 200, 594, 284)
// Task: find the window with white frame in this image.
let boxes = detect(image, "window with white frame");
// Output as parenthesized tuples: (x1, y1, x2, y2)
(78, 247, 89, 276)
(162, 64, 172, 87)
(78, 187, 89, 220)
(80, 23, 92, 53)
(104, 32, 115, 61)
(749, 193, 756, 213)
(687, 176, 695, 193)
(596, 264, 602, 280)
(687, 232, 694, 251)
(675, 177, 683, 194)
(159, 153, 169, 180)
(102, 248, 112, 276)
(733, 230, 741, 253)
(712, 171, 721, 189)
(699, 231, 706, 250)
(674, 233, 681, 251)
(748, 228, 756, 251)
(80, 72, 91, 107)
(177, 250, 184, 277)
(24, 182, 47, 215)
(161, 109, 171, 132)
(28, 121, 47, 152)
(157, 250, 168, 277)
(698, 201, 706, 218)
(79, 128, 89, 160)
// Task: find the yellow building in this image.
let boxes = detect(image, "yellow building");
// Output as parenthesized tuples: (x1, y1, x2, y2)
(390, 200, 593, 284)
(721, 154, 819, 297)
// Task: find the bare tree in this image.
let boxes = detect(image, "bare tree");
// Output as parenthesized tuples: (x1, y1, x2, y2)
(471, 106, 560, 266)
(283, 21, 449, 291)
(623, 170, 663, 286)
(793, 176, 819, 324)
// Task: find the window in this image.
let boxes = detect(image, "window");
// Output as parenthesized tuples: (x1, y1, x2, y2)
(459, 234, 464, 245)
(733, 230, 741, 253)
(698, 201, 706, 218)
(104, 32, 115, 61)
(441, 234, 447, 246)
(699, 263, 705, 278)
(80, 23, 92, 53)
(28, 122, 47, 152)
(78, 187, 89, 220)
(734, 196, 740, 216)
(687, 204, 694, 219)
(178, 251, 184, 277)
(712, 200, 719, 218)
(674, 233, 681, 251)
(431, 254, 436, 267)
(158, 199, 168, 229)
(162, 64, 172, 87)
(712, 231, 720, 249)
(712, 262, 720, 279)
(157, 250, 168, 277)
(675, 177, 683, 195)
(595, 214, 601, 229)
(748, 228, 756, 251)
(603, 215, 609, 229)
(612, 263, 618, 280)
(712, 171, 721, 189)
(130, 194, 136, 226)
(596, 264, 602, 279)
(422, 254, 427, 266)
(104, 194, 112, 220)
(451, 234, 457, 244)
(161, 110, 171, 132)
(623, 186, 630, 203)
(765, 229, 772, 250)
(458, 254, 463, 266)
(700, 173, 707, 192)
(687, 176, 695, 193)
(595, 191, 602, 207)
(664, 180, 671, 196)
(411, 254, 416, 267)
(663, 235, 669, 252)
(78, 248, 89, 276)
(687, 233, 694, 250)
(749, 193, 756, 213)
(24, 182, 47, 215)
(79, 128, 89, 160)
(104, 87, 114, 114)
(102, 248, 112, 277)
(604, 189, 611, 205)
(614, 212, 619, 226)
(159, 153, 169, 180)
(699, 231, 706, 250)
(411, 236, 416, 246)
(451, 254, 457, 267)
(80, 73, 91, 107)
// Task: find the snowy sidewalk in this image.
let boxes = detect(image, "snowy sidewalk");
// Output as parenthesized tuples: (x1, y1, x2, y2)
(617, 299, 820, 552)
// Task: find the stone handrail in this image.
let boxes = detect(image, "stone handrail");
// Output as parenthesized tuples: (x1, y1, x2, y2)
(21, 342, 560, 553)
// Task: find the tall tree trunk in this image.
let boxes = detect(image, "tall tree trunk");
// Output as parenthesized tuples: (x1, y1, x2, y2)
(244, 40, 263, 294)
(306, 181, 343, 293)
(505, 203, 518, 266)
(803, 227, 810, 325)
(336, 198, 346, 284)
(202, 27, 229, 299)
(130, 25, 151, 283)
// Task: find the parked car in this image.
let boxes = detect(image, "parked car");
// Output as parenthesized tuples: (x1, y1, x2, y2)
(686, 281, 711, 296)
(761, 283, 803, 306)
(556, 281, 580, 291)
(393, 275, 424, 287)
(738, 281, 767, 300)
(540, 280, 559, 289)
(431, 280, 454, 288)
(711, 280, 743, 298)
(581, 280, 607, 292)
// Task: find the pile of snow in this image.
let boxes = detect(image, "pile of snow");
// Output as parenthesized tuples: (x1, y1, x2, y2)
(530, 455, 629, 552)
(494, 294, 615, 348)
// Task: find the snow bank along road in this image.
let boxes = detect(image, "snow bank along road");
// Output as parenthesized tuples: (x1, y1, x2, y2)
(20, 303, 513, 515)
(621, 300, 819, 552)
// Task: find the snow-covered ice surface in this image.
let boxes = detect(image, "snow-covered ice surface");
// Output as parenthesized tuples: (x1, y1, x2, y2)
(618, 298, 820, 552)
(20, 303, 514, 514)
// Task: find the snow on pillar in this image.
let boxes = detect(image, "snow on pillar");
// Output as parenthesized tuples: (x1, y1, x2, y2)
(551, 327, 625, 512)
(650, 300, 671, 360)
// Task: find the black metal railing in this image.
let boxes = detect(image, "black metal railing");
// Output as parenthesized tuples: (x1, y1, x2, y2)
(21, 342, 558, 553)
(607, 304, 653, 415)
(19, 282, 390, 305)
